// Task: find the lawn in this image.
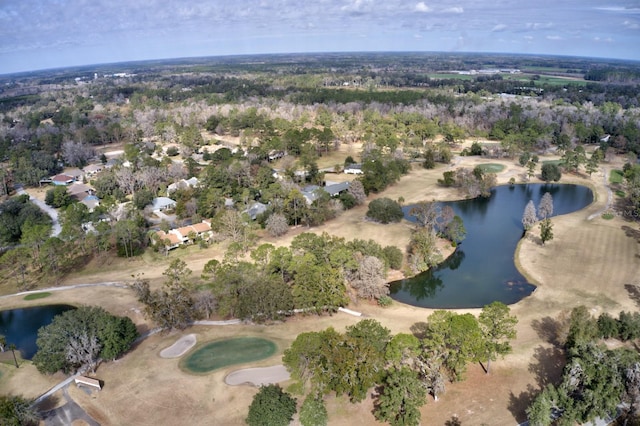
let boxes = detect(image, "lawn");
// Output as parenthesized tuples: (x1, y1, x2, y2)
(475, 163, 506, 173)
(181, 337, 277, 374)
(23, 292, 52, 301)
(610, 169, 624, 184)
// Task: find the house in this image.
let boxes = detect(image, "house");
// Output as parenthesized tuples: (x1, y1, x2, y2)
(268, 150, 285, 161)
(243, 202, 268, 220)
(67, 182, 93, 199)
(166, 177, 199, 195)
(344, 164, 363, 174)
(65, 168, 85, 181)
(154, 230, 182, 250)
(149, 197, 176, 212)
(153, 220, 213, 250)
(51, 174, 75, 185)
(324, 181, 350, 197)
(83, 163, 103, 176)
(80, 195, 100, 212)
(301, 185, 322, 205)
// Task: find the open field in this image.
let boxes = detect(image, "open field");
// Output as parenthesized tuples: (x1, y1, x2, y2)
(0, 149, 638, 425)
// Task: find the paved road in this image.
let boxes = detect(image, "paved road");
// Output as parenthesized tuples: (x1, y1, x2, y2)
(16, 187, 61, 236)
(40, 385, 100, 426)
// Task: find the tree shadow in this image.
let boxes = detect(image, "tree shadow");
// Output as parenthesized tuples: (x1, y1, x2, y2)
(530, 316, 564, 346)
(508, 384, 539, 424)
(527, 345, 564, 389)
(35, 394, 61, 412)
(410, 322, 429, 339)
(625, 284, 640, 309)
(444, 415, 462, 426)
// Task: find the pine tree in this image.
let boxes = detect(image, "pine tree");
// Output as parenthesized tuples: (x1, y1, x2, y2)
(538, 192, 554, 219)
(540, 218, 553, 245)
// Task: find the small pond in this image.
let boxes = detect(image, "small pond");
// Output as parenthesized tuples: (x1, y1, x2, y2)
(389, 184, 593, 308)
(0, 304, 75, 359)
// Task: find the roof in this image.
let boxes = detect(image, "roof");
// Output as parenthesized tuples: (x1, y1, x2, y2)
(67, 182, 92, 195)
(150, 197, 176, 210)
(156, 231, 181, 245)
(83, 164, 103, 173)
(324, 181, 350, 196)
(190, 222, 212, 233)
(65, 168, 84, 178)
(244, 202, 267, 220)
(52, 174, 75, 183)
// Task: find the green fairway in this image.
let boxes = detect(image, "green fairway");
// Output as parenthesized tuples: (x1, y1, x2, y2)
(610, 169, 624, 184)
(23, 292, 52, 301)
(475, 163, 505, 173)
(181, 337, 277, 374)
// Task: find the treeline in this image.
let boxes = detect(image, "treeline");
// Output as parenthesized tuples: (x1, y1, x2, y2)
(280, 303, 517, 425)
(133, 232, 404, 328)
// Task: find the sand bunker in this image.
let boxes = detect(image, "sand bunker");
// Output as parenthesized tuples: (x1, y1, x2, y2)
(160, 334, 197, 358)
(224, 365, 290, 386)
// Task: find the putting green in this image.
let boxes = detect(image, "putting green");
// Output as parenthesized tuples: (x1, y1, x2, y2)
(181, 337, 277, 374)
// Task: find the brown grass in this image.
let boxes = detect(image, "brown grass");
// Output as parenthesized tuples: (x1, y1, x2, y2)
(1, 151, 638, 425)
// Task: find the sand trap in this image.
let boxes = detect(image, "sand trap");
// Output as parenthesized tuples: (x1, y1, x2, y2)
(160, 334, 197, 358)
(224, 365, 290, 386)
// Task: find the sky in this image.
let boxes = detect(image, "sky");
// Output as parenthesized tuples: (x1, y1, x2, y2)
(1, 0, 639, 74)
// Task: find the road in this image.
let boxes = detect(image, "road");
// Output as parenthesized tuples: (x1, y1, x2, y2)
(16, 187, 62, 237)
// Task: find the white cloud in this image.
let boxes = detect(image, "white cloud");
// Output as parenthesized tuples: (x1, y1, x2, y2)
(443, 6, 464, 14)
(623, 20, 640, 29)
(414, 2, 431, 13)
(523, 35, 534, 40)
(546, 35, 562, 40)
(525, 22, 553, 30)
(492, 24, 507, 32)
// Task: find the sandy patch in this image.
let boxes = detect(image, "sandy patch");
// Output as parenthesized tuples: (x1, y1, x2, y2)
(160, 334, 197, 358)
(224, 365, 291, 386)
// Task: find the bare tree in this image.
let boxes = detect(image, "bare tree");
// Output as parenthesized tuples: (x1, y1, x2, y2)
(61, 140, 95, 167)
(138, 166, 166, 194)
(115, 167, 138, 196)
(66, 332, 101, 374)
(193, 290, 217, 319)
(266, 213, 289, 237)
(347, 180, 367, 205)
(538, 192, 554, 219)
(522, 200, 538, 230)
(350, 255, 389, 300)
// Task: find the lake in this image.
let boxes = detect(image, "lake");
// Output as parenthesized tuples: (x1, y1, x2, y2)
(389, 184, 593, 308)
(0, 304, 75, 359)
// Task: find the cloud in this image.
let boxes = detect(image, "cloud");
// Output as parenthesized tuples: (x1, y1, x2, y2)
(442, 6, 464, 14)
(546, 35, 562, 40)
(414, 2, 431, 13)
(623, 20, 640, 29)
(525, 22, 554, 30)
(492, 24, 507, 32)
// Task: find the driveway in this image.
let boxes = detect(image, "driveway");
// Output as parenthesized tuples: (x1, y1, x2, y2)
(16, 187, 61, 236)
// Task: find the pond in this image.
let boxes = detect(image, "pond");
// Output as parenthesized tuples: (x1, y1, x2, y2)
(0, 304, 75, 359)
(389, 184, 593, 309)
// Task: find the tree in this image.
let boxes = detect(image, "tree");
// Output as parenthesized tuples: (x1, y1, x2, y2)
(478, 301, 518, 374)
(366, 197, 404, 224)
(539, 218, 553, 245)
(132, 261, 196, 330)
(443, 215, 466, 245)
(44, 185, 73, 208)
(299, 396, 328, 426)
(349, 255, 389, 300)
(245, 384, 297, 426)
(541, 163, 561, 182)
(265, 213, 289, 237)
(374, 367, 427, 426)
(32, 306, 138, 374)
(527, 160, 537, 181)
(522, 200, 537, 230)
(538, 192, 553, 219)
(0, 395, 40, 426)
(407, 228, 442, 274)
(291, 254, 348, 313)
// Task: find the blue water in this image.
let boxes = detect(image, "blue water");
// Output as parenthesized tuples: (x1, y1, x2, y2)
(0, 304, 75, 359)
(389, 184, 593, 308)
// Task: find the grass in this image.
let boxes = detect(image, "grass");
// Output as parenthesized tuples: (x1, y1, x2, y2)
(475, 163, 506, 173)
(181, 337, 277, 374)
(610, 169, 624, 184)
(601, 212, 615, 220)
(23, 292, 52, 301)
(615, 190, 626, 198)
(542, 159, 564, 166)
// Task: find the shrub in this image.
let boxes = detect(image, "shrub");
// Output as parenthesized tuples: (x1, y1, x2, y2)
(366, 198, 404, 224)
(246, 384, 297, 426)
(382, 246, 404, 270)
(299, 397, 328, 426)
(378, 295, 393, 307)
